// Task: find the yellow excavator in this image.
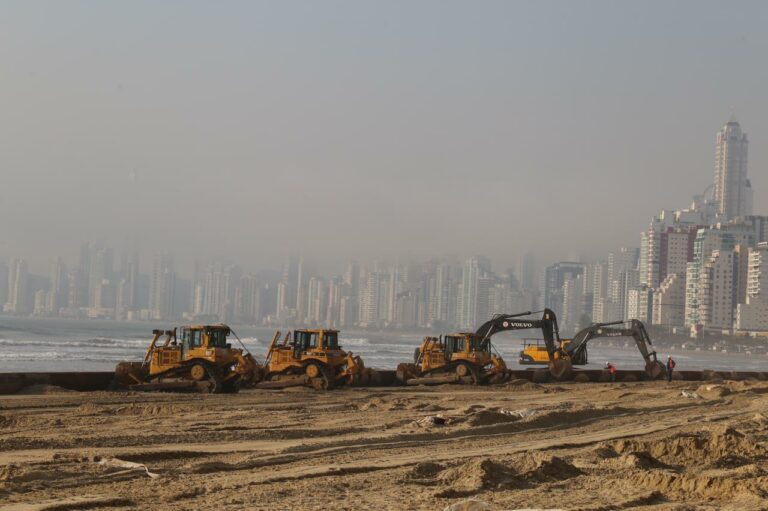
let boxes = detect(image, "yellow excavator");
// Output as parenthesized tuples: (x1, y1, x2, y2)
(256, 329, 373, 389)
(519, 338, 587, 365)
(113, 324, 261, 393)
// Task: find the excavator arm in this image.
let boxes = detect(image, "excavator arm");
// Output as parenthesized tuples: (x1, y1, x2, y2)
(565, 319, 666, 379)
(475, 309, 562, 357)
(474, 309, 573, 378)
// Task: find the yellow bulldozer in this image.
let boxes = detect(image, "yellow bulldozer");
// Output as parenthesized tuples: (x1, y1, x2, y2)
(114, 324, 261, 393)
(396, 332, 509, 385)
(256, 329, 373, 389)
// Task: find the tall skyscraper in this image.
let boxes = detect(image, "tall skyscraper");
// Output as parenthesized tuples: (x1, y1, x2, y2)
(516, 252, 536, 291)
(149, 253, 176, 320)
(543, 262, 585, 315)
(458, 256, 490, 329)
(4, 259, 30, 314)
(714, 119, 752, 220)
(48, 257, 69, 314)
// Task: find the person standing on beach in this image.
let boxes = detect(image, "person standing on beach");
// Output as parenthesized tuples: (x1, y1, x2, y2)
(605, 362, 616, 383)
(666, 356, 676, 382)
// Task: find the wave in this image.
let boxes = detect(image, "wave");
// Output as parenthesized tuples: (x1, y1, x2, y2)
(0, 338, 148, 349)
(0, 351, 125, 361)
(338, 337, 370, 346)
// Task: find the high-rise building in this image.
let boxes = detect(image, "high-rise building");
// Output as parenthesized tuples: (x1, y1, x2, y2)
(359, 269, 384, 327)
(149, 253, 175, 320)
(199, 263, 239, 321)
(543, 262, 585, 317)
(626, 285, 653, 323)
(4, 259, 30, 314)
(652, 273, 686, 327)
(343, 262, 360, 325)
(88, 246, 114, 308)
(735, 243, 768, 331)
(684, 226, 750, 328)
(561, 274, 586, 334)
(516, 252, 536, 291)
(47, 257, 68, 314)
(714, 119, 752, 220)
(0, 262, 8, 308)
(306, 277, 326, 324)
(697, 250, 735, 330)
(235, 274, 263, 324)
(458, 256, 490, 330)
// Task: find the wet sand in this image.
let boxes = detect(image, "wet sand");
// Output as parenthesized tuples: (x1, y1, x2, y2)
(1, 379, 767, 510)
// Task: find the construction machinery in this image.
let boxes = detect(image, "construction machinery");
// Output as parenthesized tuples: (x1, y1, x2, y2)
(396, 309, 561, 385)
(256, 329, 373, 390)
(519, 338, 588, 365)
(556, 319, 666, 380)
(113, 325, 260, 393)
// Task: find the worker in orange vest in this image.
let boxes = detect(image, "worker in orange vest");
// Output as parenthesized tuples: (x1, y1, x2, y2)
(666, 356, 676, 382)
(605, 362, 617, 383)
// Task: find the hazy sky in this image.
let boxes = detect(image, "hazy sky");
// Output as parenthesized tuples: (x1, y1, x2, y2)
(2, 0, 767, 274)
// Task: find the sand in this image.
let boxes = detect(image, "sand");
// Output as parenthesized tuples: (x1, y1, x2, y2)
(1, 380, 767, 510)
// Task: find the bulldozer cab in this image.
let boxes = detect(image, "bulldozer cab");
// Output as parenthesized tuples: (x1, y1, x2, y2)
(292, 329, 339, 357)
(180, 325, 231, 358)
(443, 334, 488, 357)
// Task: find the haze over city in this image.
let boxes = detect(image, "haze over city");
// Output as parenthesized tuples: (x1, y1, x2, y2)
(5, 5, 768, 510)
(2, 0, 768, 273)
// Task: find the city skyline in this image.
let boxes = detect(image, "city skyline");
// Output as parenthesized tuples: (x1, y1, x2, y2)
(4, 119, 768, 339)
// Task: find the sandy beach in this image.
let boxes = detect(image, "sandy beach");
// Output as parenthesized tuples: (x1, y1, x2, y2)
(1, 379, 767, 511)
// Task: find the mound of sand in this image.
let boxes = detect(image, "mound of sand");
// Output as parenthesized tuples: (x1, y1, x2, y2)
(114, 404, 187, 416)
(634, 469, 767, 503)
(467, 410, 520, 426)
(696, 384, 731, 399)
(618, 451, 667, 469)
(505, 379, 544, 392)
(437, 459, 525, 497)
(358, 397, 386, 410)
(613, 426, 764, 468)
(435, 454, 582, 498)
(514, 454, 584, 482)
(405, 461, 446, 485)
(76, 402, 105, 415)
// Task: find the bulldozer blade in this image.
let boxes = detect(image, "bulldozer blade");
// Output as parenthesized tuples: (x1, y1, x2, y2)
(396, 363, 419, 384)
(113, 362, 148, 388)
(486, 372, 509, 385)
(254, 376, 311, 390)
(405, 374, 467, 386)
(128, 380, 209, 393)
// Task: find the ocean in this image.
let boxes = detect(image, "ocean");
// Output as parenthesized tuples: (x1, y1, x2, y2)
(0, 316, 765, 373)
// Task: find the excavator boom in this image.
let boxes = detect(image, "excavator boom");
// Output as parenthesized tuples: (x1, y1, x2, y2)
(564, 319, 666, 380)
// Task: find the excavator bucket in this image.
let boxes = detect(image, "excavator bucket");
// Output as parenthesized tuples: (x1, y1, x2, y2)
(549, 358, 573, 381)
(645, 360, 666, 380)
